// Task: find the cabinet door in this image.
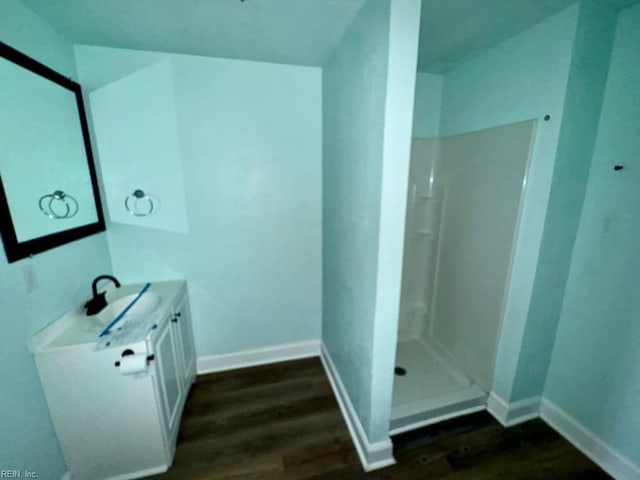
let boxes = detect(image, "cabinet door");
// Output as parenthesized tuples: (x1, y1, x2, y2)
(155, 317, 184, 438)
(173, 294, 196, 388)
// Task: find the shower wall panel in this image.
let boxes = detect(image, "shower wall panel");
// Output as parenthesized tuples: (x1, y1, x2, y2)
(398, 138, 441, 340)
(428, 120, 535, 391)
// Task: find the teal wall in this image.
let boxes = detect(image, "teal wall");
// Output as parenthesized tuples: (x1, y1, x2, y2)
(322, 0, 390, 440)
(544, 2, 640, 464)
(87, 59, 190, 234)
(369, 0, 421, 442)
(1, 0, 76, 80)
(322, 0, 420, 444)
(0, 1, 113, 475)
(412, 72, 443, 138)
(510, 0, 618, 401)
(439, 5, 579, 400)
(75, 46, 322, 357)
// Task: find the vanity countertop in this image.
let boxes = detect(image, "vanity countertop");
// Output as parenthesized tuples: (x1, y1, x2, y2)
(30, 280, 186, 353)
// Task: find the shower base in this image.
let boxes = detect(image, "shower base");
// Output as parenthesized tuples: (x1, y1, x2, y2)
(390, 338, 486, 435)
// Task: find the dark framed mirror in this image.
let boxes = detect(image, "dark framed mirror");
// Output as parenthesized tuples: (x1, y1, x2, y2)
(0, 41, 105, 263)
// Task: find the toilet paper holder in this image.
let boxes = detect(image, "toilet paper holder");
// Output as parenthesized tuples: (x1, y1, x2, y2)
(114, 350, 154, 368)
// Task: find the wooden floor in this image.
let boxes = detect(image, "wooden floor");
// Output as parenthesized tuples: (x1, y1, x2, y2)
(148, 358, 610, 480)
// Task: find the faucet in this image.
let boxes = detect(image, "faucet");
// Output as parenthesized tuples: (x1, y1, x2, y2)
(84, 275, 121, 315)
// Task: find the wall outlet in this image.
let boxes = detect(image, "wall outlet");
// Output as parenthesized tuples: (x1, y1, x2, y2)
(21, 260, 39, 293)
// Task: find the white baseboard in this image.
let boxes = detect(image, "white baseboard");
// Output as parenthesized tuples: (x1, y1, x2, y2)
(197, 340, 321, 374)
(540, 398, 640, 480)
(106, 465, 167, 480)
(320, 343, 395, 472)
(487, 392, 540, 427)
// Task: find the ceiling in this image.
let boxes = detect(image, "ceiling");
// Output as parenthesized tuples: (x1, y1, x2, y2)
(18, 0, 366, 67)
(418, 0, 578, 73)
(420, 0, 640, 73)
(19, 0, 639, 73)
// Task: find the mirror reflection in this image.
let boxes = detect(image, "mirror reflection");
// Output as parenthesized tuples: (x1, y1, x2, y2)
(0, 42, 104, 262)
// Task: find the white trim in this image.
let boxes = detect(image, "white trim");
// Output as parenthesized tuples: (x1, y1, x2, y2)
(390, 404, 486, 436)
(486, 392, 509, 424)
(487, 392, 540, 427)
(320, 343, 396, 471)
(540, 399, 640, 480)
(105, 465, 168, 480)
(60, 465, 167, 480)
(196, 340, 321, 374)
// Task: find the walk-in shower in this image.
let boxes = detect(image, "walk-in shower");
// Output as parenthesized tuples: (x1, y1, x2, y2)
(392, 120, 536, 434)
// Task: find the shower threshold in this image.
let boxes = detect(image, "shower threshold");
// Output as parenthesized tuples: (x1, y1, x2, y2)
(390, 338, 487, 435)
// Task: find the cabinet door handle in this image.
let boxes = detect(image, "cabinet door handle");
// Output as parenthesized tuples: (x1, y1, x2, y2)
(175, 312, 182, 318)
(171, 317, 178, 323)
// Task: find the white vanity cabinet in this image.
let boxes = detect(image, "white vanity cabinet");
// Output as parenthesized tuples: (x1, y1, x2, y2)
(153, 293, 197, 449)
(173, 294, 196, 390)
(30, 281, 196, 480)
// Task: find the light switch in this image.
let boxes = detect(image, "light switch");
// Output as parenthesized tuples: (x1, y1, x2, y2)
(21, 259, 39, 293)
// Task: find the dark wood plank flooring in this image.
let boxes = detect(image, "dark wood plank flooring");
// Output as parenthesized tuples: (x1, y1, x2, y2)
(147, 358, 610, 479)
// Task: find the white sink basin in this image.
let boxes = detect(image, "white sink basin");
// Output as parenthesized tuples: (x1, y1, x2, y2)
(109, 292, 161, 317)
(81, 291, 162, 333)
(29, 281, 183, 351)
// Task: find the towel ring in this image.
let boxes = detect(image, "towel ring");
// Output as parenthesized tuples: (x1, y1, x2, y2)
(125, 189, 154, 217)
(38, 190, 79, 219)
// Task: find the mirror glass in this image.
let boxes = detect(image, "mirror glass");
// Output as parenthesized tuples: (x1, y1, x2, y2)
(0, 42, 105, 262)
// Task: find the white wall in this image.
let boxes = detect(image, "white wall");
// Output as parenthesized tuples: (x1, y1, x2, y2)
(75, 46, 323, 357)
